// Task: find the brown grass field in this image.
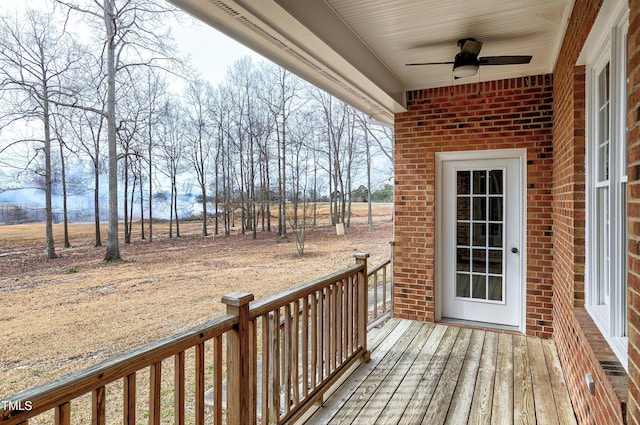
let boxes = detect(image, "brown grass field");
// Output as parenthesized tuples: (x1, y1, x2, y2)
(0, 202, 393, 410)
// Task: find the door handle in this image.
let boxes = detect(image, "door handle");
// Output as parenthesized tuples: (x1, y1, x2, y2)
(511, 247, 519, 254)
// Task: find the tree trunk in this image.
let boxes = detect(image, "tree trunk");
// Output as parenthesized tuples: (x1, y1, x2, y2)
(148, 109, 153, 242)
(103, 0, 121, 261)
(128, 175, 136, 239)
(140, 162, 145, 240)
(59, 142, 70, 248)
(201, 184, 208, 236)
(169, 178, 174, 238)
(173, 177, 180, 237)
(123, 154, 130, 244)
(94, 164, 101, 247)
(43, 93, 57, 259)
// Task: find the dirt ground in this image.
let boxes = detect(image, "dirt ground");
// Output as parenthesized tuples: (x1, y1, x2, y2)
(0, 203, 393, 400)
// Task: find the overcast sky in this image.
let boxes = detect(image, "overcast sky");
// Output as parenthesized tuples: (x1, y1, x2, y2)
(0, 0, 261, 86)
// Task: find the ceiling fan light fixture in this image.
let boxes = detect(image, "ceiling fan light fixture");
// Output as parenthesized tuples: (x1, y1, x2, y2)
(453, 52, 479, 78)
(453, 64, 478, 78)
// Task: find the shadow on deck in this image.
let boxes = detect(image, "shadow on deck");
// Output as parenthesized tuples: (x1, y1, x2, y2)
(299, 318, 577, 425)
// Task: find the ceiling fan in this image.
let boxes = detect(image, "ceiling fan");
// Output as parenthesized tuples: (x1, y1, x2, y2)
(406, 38, 532, 79)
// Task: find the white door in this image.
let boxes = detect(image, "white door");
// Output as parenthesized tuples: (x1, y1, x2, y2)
(440, 156, 523, 327)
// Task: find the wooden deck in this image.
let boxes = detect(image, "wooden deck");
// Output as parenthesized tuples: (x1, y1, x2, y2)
(300, 319, 577, 425)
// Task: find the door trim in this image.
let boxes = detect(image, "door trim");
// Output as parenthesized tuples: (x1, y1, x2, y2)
(435, 148, 527, 333)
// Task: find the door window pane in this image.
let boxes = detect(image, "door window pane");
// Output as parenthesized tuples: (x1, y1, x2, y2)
(488, 276, 503, 301)
(489, 197, 503, 221)
(473, 198, 486, 220)
(472, 249, 486, 273)
(473, 171, 486, 194)
(488, 250, 503, 274)
(457, 171, 471, 195)
(456, 248, 470, 272)
(489, 170, 503, 194)
(472, 223, 486, 246)
(472, 275, 487, 299)
(457, 223, 470, 246)
(457, 274, 470, 298)
(457, 197, 470, 220)
(489, 223, 503, 248)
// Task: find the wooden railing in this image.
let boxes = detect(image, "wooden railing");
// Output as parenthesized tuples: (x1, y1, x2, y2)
(0, 253, 374, 425)
(367, 257, 393, 330)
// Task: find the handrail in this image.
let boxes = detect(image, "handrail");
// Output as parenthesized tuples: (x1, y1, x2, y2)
(0, 253, 377, 425)
(249, 264, 363, 319)
(0, 314, 237, 424)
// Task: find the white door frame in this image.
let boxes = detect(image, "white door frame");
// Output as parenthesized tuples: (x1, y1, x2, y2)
(435, 148, 527, 333)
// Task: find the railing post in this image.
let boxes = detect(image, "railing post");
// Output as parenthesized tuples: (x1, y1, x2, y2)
(354, 253, 370, 362)
(222, 292, 255, 425)
(390, 241, 395, 318)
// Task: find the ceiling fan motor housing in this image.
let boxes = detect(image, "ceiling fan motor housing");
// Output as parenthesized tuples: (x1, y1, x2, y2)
(454, 52, 480, 68)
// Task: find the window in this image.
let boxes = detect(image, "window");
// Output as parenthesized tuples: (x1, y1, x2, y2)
(584, 1, 628, 369)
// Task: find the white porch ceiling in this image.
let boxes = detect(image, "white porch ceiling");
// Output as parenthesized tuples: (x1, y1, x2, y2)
(168, 0, 574, 124)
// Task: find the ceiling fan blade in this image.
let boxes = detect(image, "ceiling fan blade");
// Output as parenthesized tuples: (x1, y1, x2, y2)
(479, 55, 532, 65)
(460, 39, 483, 56)
(405, 61, 454, 66)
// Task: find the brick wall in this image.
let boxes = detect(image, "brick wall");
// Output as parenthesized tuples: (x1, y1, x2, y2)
(393, 75, 554, 338)
(628, 0, 640, 422)
(550, 0, 629, 423)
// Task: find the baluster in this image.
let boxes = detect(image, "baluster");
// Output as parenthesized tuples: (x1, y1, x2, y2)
(283, 303, 292, 413)
(292, 299, 300, 406)
(271, 308, 281, 421)
(195, 343, 205, 425)
(149, 361, 162, 425)
(55, 401, 70, 425)
(317, 288, 325, 382)
(346, 276, 353, 356)
(383, 264, 388, 315)
(324, 286, 332, 376)
(301, 294, 309, 400)
(213, 334, 223, 425)
(310, 291, 318, 391)
(124, 373, 136, 425)
(92, 386, 105, 425)
(261, 315, 271, 424)
(373, 269, 379, 319)
(332, 283, 338, 370)
(337, 279, 344, 363)
(250, 319, 257, 424)
(174, 352, 185, 425)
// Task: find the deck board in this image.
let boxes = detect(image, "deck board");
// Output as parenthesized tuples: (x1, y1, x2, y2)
(374, 325, 448, 425)
(420, 327, 472, 424)
(513, 334, 536, 425)
(468, 330, 498, 424)
(301, 320, 577, 425)
(491, 333, 514, 425)
(327, 321, 423, 424)
(443, 329, 485, 425)
(397, 326, 460, 425)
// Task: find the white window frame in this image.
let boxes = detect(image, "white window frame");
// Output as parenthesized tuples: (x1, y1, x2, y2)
(581, 0, 628, 370)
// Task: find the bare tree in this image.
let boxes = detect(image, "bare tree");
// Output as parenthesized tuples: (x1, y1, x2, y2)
(184, 78, 214, 236)
(159, 99, 185, 238)
(141, 69, 166, 242)
(356, 112, 394, 230)
(0, 8, 81, 259)
(56, 0, 180, 261)
(259, 65, 302, 237)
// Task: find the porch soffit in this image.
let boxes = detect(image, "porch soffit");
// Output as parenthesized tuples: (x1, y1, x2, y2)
(167, 0, 574, 124)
